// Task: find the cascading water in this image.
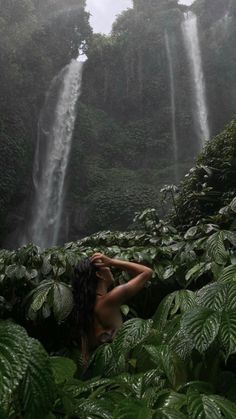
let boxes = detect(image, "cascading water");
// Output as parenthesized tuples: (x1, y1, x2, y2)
(182, 11, 210, 147)
(164, 31, 179, 182)
(27, 59, 83, 249)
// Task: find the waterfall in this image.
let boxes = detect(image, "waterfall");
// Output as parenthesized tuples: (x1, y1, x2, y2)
(164, 31, 179, 182)
(27, 59, 83, 249)
(182, 11, 210, 146)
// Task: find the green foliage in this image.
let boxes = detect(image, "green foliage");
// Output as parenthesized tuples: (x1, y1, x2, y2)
(1, 195, 236, 417)
(173, 118, 236, 229)
(0, 321, 55, 418)
(0, 0, 91, 244)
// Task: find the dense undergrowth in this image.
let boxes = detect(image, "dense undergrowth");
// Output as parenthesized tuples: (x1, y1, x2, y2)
(1, 187, 236, 417)
(1, 118, 236, 418)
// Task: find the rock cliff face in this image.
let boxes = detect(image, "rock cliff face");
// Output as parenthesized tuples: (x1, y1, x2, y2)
(64, 0, 236, 241)
(2, 0, 236, 247)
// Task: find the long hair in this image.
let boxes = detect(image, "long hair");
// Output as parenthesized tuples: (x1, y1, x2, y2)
(72, 257, 98, 364)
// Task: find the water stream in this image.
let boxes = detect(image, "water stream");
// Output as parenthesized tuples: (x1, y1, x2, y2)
(182, 11, 210, 147)
(27, 59, 83, 248)
(164, 31, 179, 181)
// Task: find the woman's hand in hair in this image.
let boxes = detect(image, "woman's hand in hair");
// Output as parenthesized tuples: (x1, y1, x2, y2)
(90, 253, 113, 268)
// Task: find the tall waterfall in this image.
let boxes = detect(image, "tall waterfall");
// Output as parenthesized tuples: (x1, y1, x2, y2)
(28, 59, 83, 249)
(164, 31, 179, 182)
(182, 12, 210, 146)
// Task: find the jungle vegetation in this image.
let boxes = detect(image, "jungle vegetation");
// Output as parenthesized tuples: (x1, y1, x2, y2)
(1, 0, 236, 417)
(1, 118, 236, 417)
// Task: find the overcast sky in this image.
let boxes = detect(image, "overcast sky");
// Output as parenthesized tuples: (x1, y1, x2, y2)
(86, 0, 132, 34)
(86, 0, 194, 35)
(178, 0, 194, 5)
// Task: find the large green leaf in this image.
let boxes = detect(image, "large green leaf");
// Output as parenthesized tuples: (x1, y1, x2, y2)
(181, 308, 221, 353)
(61, 377, 111, 400)
(171, 290, 196, 315)
(19, 339, 55, 419)
(113, 398, 153, 419)
(197, 282, 236, 312)
(30, 281, 54, 312)
(169, 328, 194, 360)
(187, 390, 222, 419)
(75, 399, 112, 419)
(229, 197, 236, 213)
(161, 391, 187, 410)
(52, 282, 74, 322)
(209, 395, 236, 418)
(144, 345, 187, 389)
(153, 408, 187, 419)
(28, 280, 74, 322)
(5, 264, 27, 279)
(207, 231, 229, 264)
(152, 293, 176, 329)
(91, 344, 123, 377)
(50, 357, 77, 384)
(223, 230, 236, 247)
(153, 291, 196, 331)
(0, 321, 55, 417)
(219, 311, 236, 359)
(185, 263, 211, 283)
(112, 318, 153, 357)
(113, 370, 162, 401)
(0, 321, 30, 407)
(219, 265, 236, 282)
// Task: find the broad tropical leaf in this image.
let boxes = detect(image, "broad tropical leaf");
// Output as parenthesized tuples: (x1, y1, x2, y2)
(169, 328, 194, 360)
(144, 345, 187, 388)
(50, 357, 77, 384)
(19, 339, 55, 419)
(62, 377, 111, 399)
(219, 264, 236, 282)
(52, 282, 73, 322)
(185, 263, 211, 283)
(230, 197, 236, 213)
(219, 311, 236, 359)
(153, 408, 187, 419)
(187, 389, 222, 419)
(30, 281, 54, 312)
(27, 280, 73, 322)
(113, 369, 162, 400)
(113, 398, 153, 419)
(181, 308, 221, 353)
(5, 264, 27, 279)
(171, 290, 197, 315)
(197, 282, 236, 312)
(91, 344, 123, 377)
(161, 391, 187, 410)
(209, 395, 236, 418)
(152, 293, 176, 329)
(0, 321, 30, 407)
(207, 231, 229, 264)
(113, 318, 153, 357)
(75, 399, 112, 419)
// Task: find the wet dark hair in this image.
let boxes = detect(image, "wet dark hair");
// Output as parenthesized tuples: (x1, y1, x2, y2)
(72, 257, 99, 363)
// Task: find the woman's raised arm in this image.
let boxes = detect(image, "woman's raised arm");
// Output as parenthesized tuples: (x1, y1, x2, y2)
(91, 253, 153, 305)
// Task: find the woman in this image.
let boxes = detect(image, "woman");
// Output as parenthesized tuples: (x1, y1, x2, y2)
(72, 252, 153, 364)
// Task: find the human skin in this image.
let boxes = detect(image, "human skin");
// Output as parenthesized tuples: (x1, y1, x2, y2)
(89, 252, 153, 347)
